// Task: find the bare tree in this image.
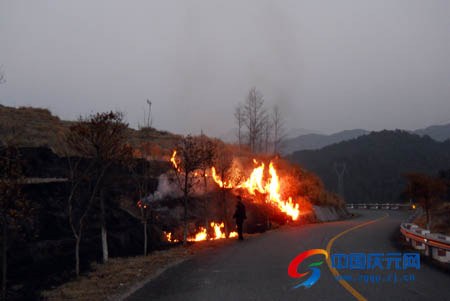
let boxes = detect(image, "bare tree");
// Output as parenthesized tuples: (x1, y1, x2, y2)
(0, 69, 4, 85)
(61, 143, 102, 276)
(272, 105, 286, 154)
(234, 103, 245, 147)
(128, 142, 153, 256)
(171, 136, 205, 244)
(212, 142, 241, 237)
(404, 173, 447, 230)
(198, 133, 217, 238)
(262, 115, 273, 153)
(243, 88, 266, 152)
(66, 111, 131, 263)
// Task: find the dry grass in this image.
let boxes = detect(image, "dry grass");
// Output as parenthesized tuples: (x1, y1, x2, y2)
(0, 105, 179, 156)
(41, 238, 239, 301)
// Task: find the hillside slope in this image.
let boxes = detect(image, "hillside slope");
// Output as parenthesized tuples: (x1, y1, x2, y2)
(288, 130, 450, 203)
(0, 105, 180, 155)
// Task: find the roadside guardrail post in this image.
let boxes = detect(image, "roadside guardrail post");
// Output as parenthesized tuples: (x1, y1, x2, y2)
(400, 223, 450, 264)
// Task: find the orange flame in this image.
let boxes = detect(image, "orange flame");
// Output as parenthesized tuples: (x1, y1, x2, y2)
(170, 150, 181, 172)
(211, 167, 233, 188)
(211, 160, 300, 221)
(137, 200, 148, 209)
(164, 231, 179, 243)
(266, 163, 300, 220)
(164, 222, 238, 243)
(240, 161, 265, 194)
(187, 227, 208, 241)
(210, 222, 238, 239)
(170, 148, 301, 221)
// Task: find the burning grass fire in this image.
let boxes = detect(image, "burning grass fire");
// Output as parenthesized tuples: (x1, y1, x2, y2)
(172, 150, 300, 221)
(147, 148, 310, 243)
(164, 222, 238, 243)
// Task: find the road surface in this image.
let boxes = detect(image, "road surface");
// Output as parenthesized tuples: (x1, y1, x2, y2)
(126, 210, 450, 301)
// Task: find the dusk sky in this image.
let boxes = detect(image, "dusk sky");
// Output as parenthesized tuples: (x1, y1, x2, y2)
(1, 0, 449, 137)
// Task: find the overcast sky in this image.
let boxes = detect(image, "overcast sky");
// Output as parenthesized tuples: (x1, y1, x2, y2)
(1, 0, 449, 137)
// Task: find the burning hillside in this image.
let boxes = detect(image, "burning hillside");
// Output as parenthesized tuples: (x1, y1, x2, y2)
(170, 149, 304, 222)
(133, 136, 341, 242)
(135, 136, 340, 244)
(211, 159, 300, 220)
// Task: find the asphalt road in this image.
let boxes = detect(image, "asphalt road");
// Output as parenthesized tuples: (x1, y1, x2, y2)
(126, 210, 450, 301)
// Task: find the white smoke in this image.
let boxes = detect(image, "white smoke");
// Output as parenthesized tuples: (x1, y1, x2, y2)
(144, 171, 218, 204)
(149, 173, 183, 201)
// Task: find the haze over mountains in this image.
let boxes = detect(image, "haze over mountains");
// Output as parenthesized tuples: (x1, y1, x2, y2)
(288, 130, 450, 203)
(282, 123, 450, 154)
(219, 127, 321, 143)
(281, 129, 369, 154)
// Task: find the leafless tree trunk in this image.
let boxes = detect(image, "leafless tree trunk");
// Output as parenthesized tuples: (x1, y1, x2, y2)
(172, 136, 209, 244)
(66, 111, 131, 264)
(141, 205, 148, 255)
(183, 175, 188, 243)
(222, 187, 228, 237)
(130, 146, 151, 256)
(199, 133, 216, 239)
(0, 69, 5, 85)
(143, 220, 148, 254)
(262, 115, 273, 153)
(64, 132, 107, 275)
(100, 194, 108, 263)
(243, 88, 266, 152)
(220, 167, 230, 237)
(272, 105, 285, 154)
(203, 174, 209, 239)
(404, 173, 447, 231)
(234, 103, 245, 147)
(213, 142, 235, 238)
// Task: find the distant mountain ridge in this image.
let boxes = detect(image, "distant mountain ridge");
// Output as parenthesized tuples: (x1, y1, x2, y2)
(284, 128, 322, 139)
(288, 130, 450, 203)
(413, 123, 450, 142)
(281, 129, 369, 154)
(282, 123, 450, 154)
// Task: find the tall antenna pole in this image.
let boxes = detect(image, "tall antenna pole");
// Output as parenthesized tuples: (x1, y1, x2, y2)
(146, 99, 152, 127)
(334, 162, 346, 200)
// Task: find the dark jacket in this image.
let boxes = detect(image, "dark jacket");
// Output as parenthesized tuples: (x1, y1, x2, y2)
(233, 201, 246, 222)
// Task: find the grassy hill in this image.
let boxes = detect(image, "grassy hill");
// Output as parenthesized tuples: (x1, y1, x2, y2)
(0, 104, 180, 156)
(288, 130, 450, 203)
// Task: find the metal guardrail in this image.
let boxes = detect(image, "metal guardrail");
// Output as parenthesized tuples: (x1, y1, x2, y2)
(400, 223, 450, 263)
(346, 203, 411, 210)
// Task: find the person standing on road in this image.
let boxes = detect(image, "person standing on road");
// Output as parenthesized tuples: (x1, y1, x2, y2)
(233, 196, 246, 240)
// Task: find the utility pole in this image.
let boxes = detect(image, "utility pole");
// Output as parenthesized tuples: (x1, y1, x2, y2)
(334, 162, 346, 200)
